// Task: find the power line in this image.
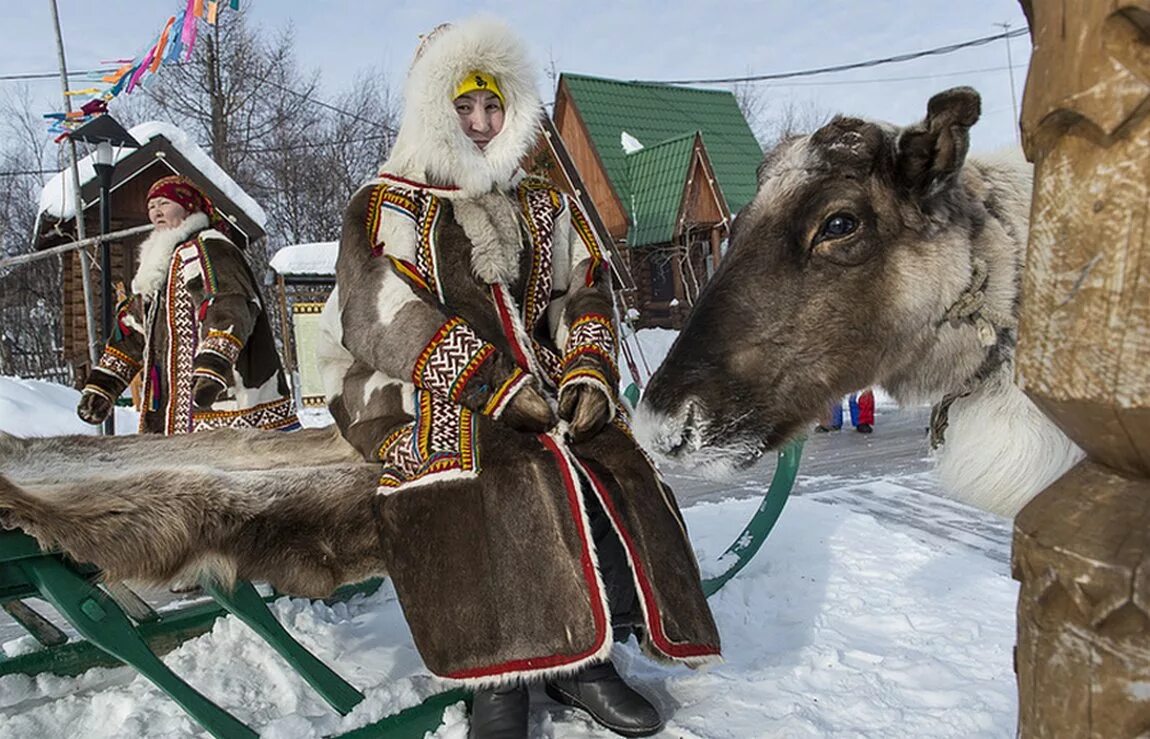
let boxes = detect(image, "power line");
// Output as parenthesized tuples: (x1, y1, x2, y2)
(633, 28, 1029, 85)
(756, 63, 1027, 88)
(0, 68, 114, 82)
(0, 168, 55, 178)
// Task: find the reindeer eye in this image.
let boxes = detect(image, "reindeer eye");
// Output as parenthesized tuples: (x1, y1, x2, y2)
(816, 212, 858, 242)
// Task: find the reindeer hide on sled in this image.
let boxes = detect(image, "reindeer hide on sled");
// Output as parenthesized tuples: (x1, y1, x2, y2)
(0, 427, 386, 597)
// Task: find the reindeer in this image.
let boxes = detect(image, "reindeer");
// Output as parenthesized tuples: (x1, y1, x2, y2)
(634, 87, 1083, 517)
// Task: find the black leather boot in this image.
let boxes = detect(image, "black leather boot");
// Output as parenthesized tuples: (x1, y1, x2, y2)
(468, 683, 529, 739)
(545, 660, 664, 737)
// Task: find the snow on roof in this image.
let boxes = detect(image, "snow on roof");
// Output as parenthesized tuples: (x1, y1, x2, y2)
(37, 121, 267, 228)
(270, 241, 338, 276)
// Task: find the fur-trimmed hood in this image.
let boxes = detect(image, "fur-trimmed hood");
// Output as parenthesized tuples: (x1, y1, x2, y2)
(382, 17, 542, 197)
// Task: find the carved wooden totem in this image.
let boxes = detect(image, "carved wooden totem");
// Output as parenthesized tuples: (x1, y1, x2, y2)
(1014, 1, 1150, 736)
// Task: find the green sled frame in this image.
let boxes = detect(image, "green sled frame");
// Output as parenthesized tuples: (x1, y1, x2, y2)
(0, 437, 802, 737)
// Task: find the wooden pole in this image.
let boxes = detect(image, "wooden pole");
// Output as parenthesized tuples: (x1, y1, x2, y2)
(48, 0, 100, 371)
(1013, 1, 1150, 735)
(0, 224, 154, 270)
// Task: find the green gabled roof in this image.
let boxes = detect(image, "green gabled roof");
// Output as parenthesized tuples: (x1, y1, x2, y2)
(626, 133, 696, 247)
(560, 73, 762, 232)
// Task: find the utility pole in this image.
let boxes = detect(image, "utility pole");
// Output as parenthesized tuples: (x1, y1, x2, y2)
(996, 21, 1021, 145)
(48, 0, 101, 375)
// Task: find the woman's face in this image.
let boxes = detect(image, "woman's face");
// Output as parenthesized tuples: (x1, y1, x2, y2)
(147, 197, 189, 230)
(454, 90, 504, 151)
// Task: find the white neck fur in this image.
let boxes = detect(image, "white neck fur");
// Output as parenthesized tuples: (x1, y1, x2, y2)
(131, 212, 210, 296)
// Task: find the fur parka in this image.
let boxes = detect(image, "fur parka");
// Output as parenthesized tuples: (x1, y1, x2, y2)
(82, 214, 298, 434)
(317, 18, 720, 686)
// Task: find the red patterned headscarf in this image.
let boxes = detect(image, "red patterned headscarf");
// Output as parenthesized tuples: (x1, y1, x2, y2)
(146, 175, 214, 218)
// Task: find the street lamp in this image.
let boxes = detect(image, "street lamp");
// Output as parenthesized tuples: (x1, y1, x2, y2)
(69, 114, 138, 436)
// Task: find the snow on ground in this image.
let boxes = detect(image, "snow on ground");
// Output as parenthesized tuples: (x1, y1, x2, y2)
(0, 493, 1017, 738)
(0, 376, 138, 436)
(0, 354, 1019, 737)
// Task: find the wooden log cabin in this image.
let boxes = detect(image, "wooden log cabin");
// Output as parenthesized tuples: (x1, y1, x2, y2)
(552, 73, 763, 328)
(32, 122, 267, 385)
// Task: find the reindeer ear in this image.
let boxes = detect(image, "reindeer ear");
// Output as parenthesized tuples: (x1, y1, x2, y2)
(896, 87, 981, 196)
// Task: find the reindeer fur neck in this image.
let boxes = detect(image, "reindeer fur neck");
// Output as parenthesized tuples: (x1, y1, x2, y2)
(879, 152, 1083, 516)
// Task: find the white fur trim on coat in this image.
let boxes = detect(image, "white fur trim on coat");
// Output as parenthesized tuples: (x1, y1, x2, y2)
(382, 17, 543, 197)
(131, 212, 210, 296)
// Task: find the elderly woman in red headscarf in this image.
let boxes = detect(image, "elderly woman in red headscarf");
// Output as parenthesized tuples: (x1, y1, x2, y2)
(77, 175, 298, 434)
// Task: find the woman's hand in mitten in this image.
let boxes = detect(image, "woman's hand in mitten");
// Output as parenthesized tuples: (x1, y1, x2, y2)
(558, 384, 611, 443)
(500, 383, 557, 433)
(76, 391, 113, 425)
(192, 376, 225, 409)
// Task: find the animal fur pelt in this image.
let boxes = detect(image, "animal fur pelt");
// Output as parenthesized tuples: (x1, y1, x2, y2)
(0, 426, 385, 597)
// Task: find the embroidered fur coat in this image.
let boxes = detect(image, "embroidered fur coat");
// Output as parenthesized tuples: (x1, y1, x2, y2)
(82, 213, 298, 434)
(320, 176, 720, 685)
(316, 18, 719, 687)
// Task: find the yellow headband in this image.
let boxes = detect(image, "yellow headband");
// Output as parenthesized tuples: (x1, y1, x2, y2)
(454, 71, 503, 104)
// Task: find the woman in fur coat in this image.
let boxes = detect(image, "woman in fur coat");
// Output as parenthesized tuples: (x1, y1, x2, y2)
(77, 175, 299, 434)
(317, 18, 720, 739)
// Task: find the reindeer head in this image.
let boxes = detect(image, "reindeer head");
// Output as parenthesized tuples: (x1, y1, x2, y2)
(636, 87, 988, 473)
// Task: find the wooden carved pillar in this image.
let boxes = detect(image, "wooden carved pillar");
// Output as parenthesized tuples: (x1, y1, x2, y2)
(1013, 2, 1150, 736)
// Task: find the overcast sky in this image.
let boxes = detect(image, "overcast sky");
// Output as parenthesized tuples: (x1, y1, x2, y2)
(8, 1, 1031, 153)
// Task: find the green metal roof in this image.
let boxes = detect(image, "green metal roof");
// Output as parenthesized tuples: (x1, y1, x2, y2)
(625, 133, 695, 247)
(560, 73, 762, 243)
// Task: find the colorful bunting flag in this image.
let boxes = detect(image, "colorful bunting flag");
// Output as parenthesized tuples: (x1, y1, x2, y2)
(45, 0, 241, 135)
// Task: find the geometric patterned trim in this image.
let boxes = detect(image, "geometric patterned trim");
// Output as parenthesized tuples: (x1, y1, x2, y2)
(563, 313, 618, 378)
(377, 389, 479, 490)
(366, 184, 426, 257)
(412, 317, 495, 404)
(516, 180, 561, 334)
(190, 396, 301, 432)
(569, 195, 605, 287)
(197, 329, 243, 365)
(95, 345, 142, 386)
(165, 249, 200, 435)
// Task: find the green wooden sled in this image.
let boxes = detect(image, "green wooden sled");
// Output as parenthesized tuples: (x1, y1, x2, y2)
(0, 438, 802, 737)
(0, 529, 466, 737)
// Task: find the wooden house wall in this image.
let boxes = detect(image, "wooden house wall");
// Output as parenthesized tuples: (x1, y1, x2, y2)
(553, 84, 631, 241)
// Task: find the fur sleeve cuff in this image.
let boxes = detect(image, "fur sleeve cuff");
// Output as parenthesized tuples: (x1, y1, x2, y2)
(192, 350, 232, 387)
(484, 368, 530, 418)
(93, 345, 142, 388)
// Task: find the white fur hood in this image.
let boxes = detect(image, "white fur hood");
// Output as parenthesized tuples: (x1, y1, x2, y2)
(381, 17, 542, 197)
